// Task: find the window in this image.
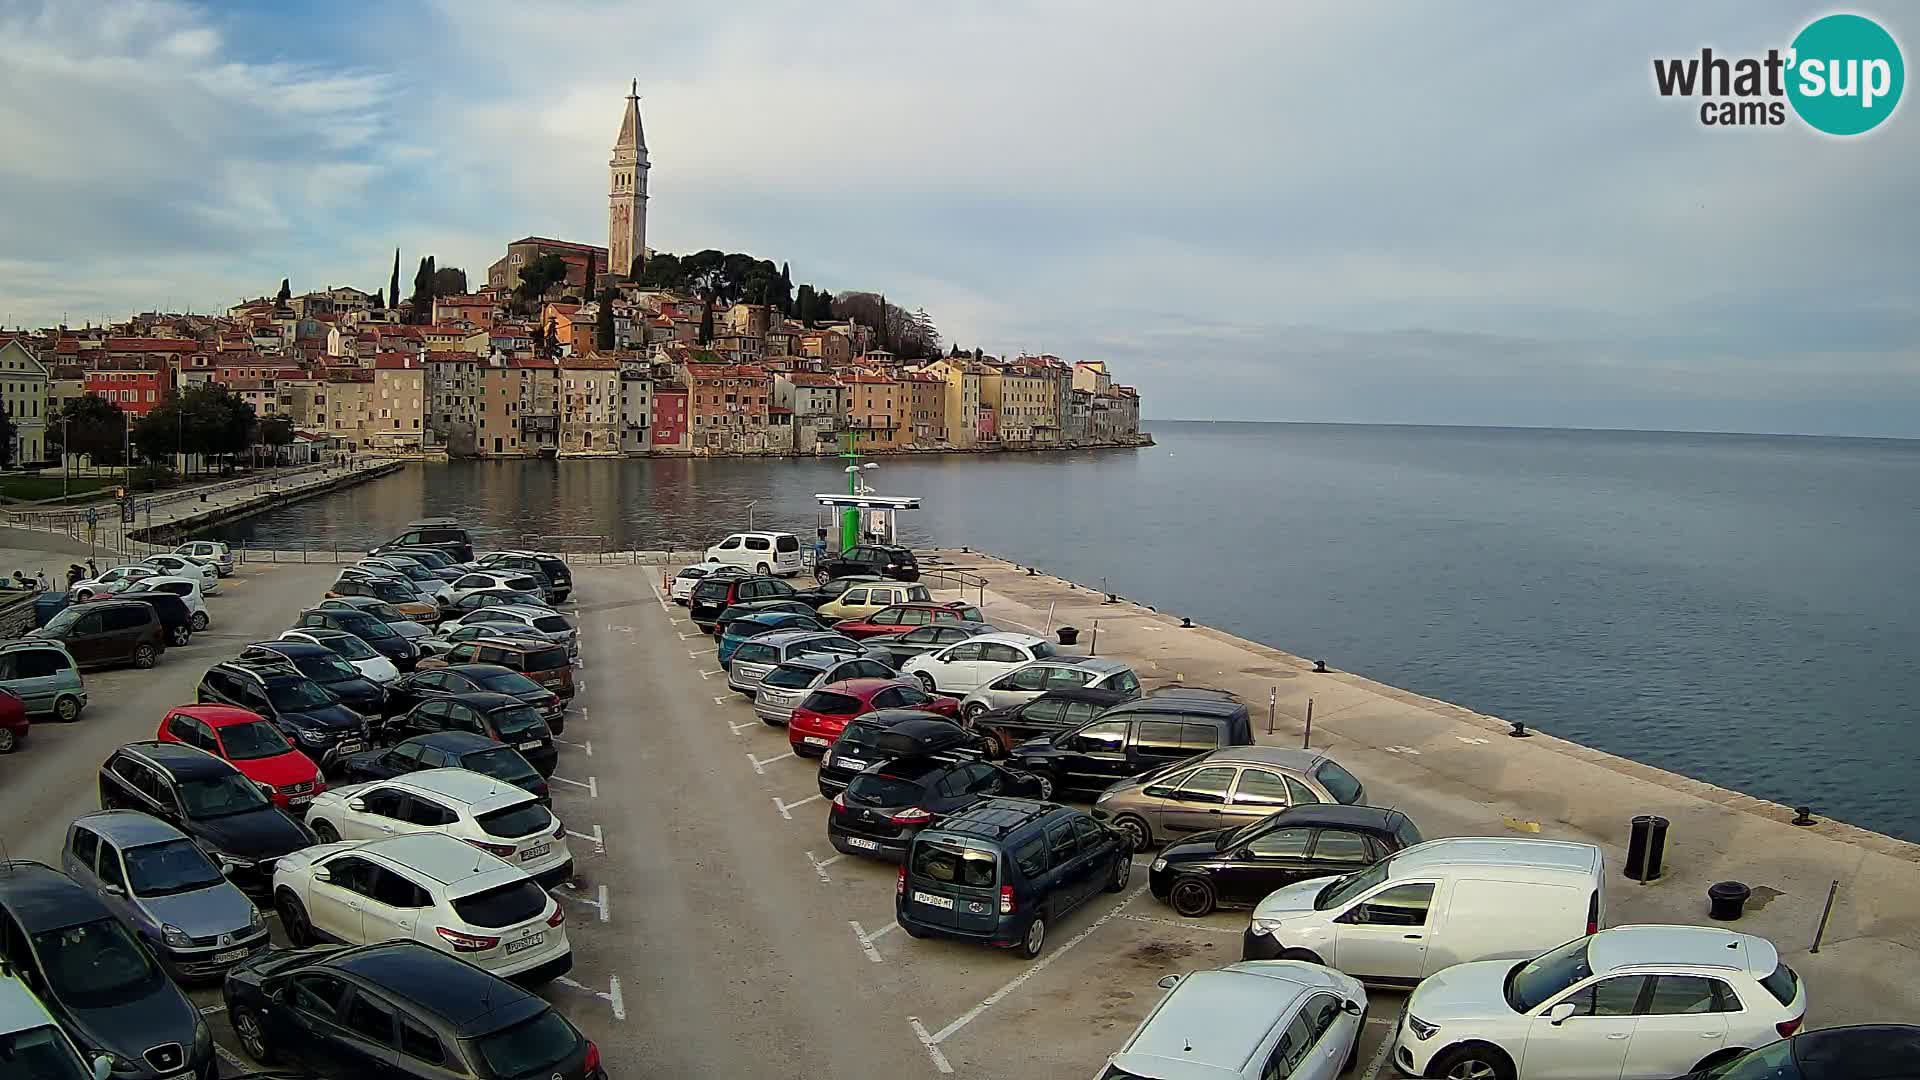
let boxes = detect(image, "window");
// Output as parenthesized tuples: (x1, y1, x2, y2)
(1309, 830, 1373, 866)
(1561, 975, 1648, 1017)
(1179, 721, 1222, 749)
(1262, 1009, 1319, 1079)
(1068, 720, 1128, 753)
(1171, 766, 1236, 804)
(1247, 827, 1314, 859)
(344, 992, 398, 1045)
(401, 796, 457, 827)
(1232, 769, 1293, 807)
(1021, 699, 1065, 726)
(1062, 700, 1105, 726)
(1286, 776, 1323, 806)
(360, 788, 406, 819)
(1011, 835, 1049, 878)
(1004, 665, 1050, 692)
(1133, 721, 1186, 756)
(1071, 817, 1104, 850)
(68, 827, 99, 871)
(1347, 882, 1435, 927)
(1313, 760, 1364, 804)
(1044, 666, 1094, 689)
(10, 649, 67, 679)
(1645, 975, 1724, 1015)
(367, 866, 431, 909)
(979, 643, 1024, 664)
(1759, 963, 1800, 1007)
(1045, 820, 1081, 862)
(290, 973, 351, 1019)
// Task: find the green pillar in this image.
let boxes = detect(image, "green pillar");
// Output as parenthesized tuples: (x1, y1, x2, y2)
(839, 431, 861, 553)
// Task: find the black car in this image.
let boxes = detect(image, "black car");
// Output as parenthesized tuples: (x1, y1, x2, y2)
(198, 659, 370, 772)
(896, 798, 1131, 959)
(373, 518, 475, 564)
(335, 731, 551, 806)
(223, 941, 605, 1080)
(380, 691, 558, 776)
(477, 552, 573, 603)
(114, 590, 196, 647)
(97, 742, 312, 897)
(238, 641, 386, 716)
(380, 546, 468, 582)
(1669, 1025, 1920, 1080)
(0, 860, 215, 1080)
(1012, 693, 1256, 799)
(712, 599, 824, 640)
(384, 663, 564, 726)
(445, 589, 552, 618)
(818, 711, 986, 798)
(816, 544, 920, 583)
(294, 607, 418, 671)
(830, 758, 1045, 862)
(786, 573, 886, 609)
(968, 687, 1133, 755)
(1149, 804, 1424, 917)
(688, 575, 796, 631)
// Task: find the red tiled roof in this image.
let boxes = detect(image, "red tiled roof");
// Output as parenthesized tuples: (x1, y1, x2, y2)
(373, 355, 419, 370)
(507, 357, 557, 370)
(105, 337, 199, 352)
(560, 354, 619, 370)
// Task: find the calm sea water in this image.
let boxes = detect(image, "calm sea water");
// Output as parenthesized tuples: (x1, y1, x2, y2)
(213, 423, 1920, 841)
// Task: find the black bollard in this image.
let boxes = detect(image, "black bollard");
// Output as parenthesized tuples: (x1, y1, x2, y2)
(1625, 815, 1670, 882)
(1707, 881, 1751, 920)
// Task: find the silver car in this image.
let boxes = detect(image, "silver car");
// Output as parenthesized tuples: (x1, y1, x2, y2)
(750, 652, 901, 726)
(1103, 961, 1367, 1080)
(443, 603, 578, 657)
(60, 811, 269, 981)
(958, 656, 1143, 719)
(727, 630, 890, 698)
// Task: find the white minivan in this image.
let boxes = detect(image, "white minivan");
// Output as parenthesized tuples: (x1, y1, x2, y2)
(704, 531, 804, 577)
(1242, 837, 1605, 988)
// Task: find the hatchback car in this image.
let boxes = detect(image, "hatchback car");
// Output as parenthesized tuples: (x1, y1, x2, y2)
(224, 940, 605, 1080)
(1671, 1025, 1920, 1080)
(174, 540, 234, 576)
(815, 580, 935, 620)
(439, 604, 577, 654)
(0, 968, 104, 1080)
(304, 769, 573, 888)
(786, 572, 885, 609)
(717, 610, 831, 665)
(790, 678, 961, 756)
(816, 543, 920, 582)
(238, 640, 387, 716)
(0, 860, 215, 1080)
(62, 811, 270, 981)
(294, 607, 418, 671)
(139, 553, 220, 595)
(713, 599, 825, 642)
(279, 627, 401, 684)
(378, 545, 470, 579)
(319, 594, 435, 636)
(966, 687, 1131, 756)
(381, 691, 558, 776)
(1012, 693, 1260, 800)
(416, 621, 553, 660)
(689, 574, 798, 631)
(901, 632, 1058, 695)
(830, 759, 1045, 862)
(420, 637, 574, 708)
(32, 600, 166, 669)
(1094, 747, 1370, 850)
(355, 557, 455, 601)
(1395, 925, 1807, 1080)
(373, 518, 475, 564)
(817, 711, 985, 797)
(97, 742, 313, 897)
(335, 731, 550, 806)
(197, 659, 370, 772)
(109, 590, 197, 647)
(1104, 961, 1368, 1080)
(475, 551, 574, 602)
(1150, 804, 1424, 917)
(833, 601, 987, 640)
(861, 621, 999, 667)
(444, 570, 547, 607)
(134, 576, 211, 632)
(960, 656, 1142, 719)
(271, 831, 571, 984)
(70, 564, 162, 598)
(897, 798, 1131, 958)
(670, 561, 746, 603)
(0, 688, 25, 754)
(385, 663, 563, 728)
(726, 630, 888, 699)
(0, 639, 86, 721)
(155, 704, 324, 810)
(749, 652, 904, 726)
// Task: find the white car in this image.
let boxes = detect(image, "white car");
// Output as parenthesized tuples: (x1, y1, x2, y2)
(1105, 961, 1368, 1080)
(439, 605, 578, 655)
(445, 570, 544, 605)
(271, 831, 572, 983)
(670, 561, 744, 604)
(142, 575, 211, 631)
(140, 553, 220, 595)
(279, 628, 402, 684)
(899, 632, 1059, 695)
(302, 768, 574, 887)
(1394, 925, 1807, 1080)
(174, 539, 235, 577)
(70, 565, 161, 599)
(703, 531, 804, 576)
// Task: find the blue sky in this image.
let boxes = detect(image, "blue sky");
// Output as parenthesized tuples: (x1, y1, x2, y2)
(1, 0, 1915, 436)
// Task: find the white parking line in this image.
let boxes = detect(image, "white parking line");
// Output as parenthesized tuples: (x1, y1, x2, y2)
(213, 1044, 249, 1072)
(728, 719, 758, 736)
(908, 1017, 954, 1074)
(558, 882, 611, 923)
(199, 1003, 226, 1015)
(849, 920, 891, 963)
(554, 737, 593, 756)
(713, 696, 730, 706)
(749, 749, 796, 774)
(551, 774, 598, 798)
(1111, 913, 1242, 937)
(805, 849, 842, 883)
(773, 792, 823, 819)
(1359, 1031, 1395, 1080)
(565, 824, 605, 854)
(679, 632, 703, 641)
(700, 669, 725, 679)
(554, 974, 628, 1021)
(689, 649, 710, 659)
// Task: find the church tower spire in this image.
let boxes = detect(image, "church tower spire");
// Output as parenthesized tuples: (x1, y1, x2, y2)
(609, 81, 649, 281)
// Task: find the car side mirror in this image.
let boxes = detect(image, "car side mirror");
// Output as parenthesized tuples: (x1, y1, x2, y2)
(100, 883, 125, 897)
(1342, 998, 1364, 1015)
(1156, 975, 1180, 990)
(1546, 1002, 1577, 1026)
(311, 866, 332, 883)
(91, 1055, 112, 1080)
(346, 797, 365, 811)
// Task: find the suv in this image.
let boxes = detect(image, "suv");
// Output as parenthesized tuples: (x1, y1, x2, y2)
(301, 768, 573, 888)
(0, 639, 86, 721)
(198, 658, 370, 771)
(420, 638, 574, 710)
(173, 539, 234, 576)
(294, 606, 419, 671)
(959, 656, 1142, 719)
(381, 692, 558, 776)
(818, 711, 982, 797)
(96, 741, 313, 896)
(110, 590, 197, 646)
(689, 575, 797, 631)
(748, 652, 901, 725)
(816, 581, 935, 621)
(0, 968, 102, 1080)
(967, 687, 1131, 756)
(238, 640, 387, 716)
(477, 551, 574, 602)
(1104, 962, 1368, 1080)
(830, 759, 1045, 862)
(816, 544, 920, 583)
(896, 798, 1131, 958)
(385, 663, 563, 730)
(704, 530, 804, 577)
(335, 732, 551, 806)
(31, 599, 166, 669)
(1012, 692, 1257, 800)
(0, 860, 214, 1080)
(726, 629, 886, 698)
(438, 606, 576, 656)
(374, 518, 475, 564)
(324, 578, 441, 626)
(1093, 746, 1369, 850)
(155, 704, 324, 810)
(445, 570, 548, 606)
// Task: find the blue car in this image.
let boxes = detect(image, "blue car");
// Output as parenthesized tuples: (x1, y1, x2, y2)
(718, 611, 830, 667)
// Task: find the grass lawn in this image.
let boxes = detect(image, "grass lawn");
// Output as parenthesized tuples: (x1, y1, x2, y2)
(0, 473, 124, 502)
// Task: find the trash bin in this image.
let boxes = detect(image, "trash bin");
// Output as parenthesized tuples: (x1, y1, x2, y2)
(1708, 880, 1752, 921)
(1056, 626, 1080, 647)
(1624, 814, 1669, 881)
(33, 592, 69, 628)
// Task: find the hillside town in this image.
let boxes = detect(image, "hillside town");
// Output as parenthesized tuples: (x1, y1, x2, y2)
(0, 86, 1146, 466)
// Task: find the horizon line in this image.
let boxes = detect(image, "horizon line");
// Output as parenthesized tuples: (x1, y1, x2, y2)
(1142, 418, 1920, 444)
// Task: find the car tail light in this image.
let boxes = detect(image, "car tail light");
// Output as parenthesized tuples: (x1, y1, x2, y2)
(1777, 1015, 1804, 1038)
(895, 865, 906, 896)
(999, 885, 1014, 915)
(435, 927, 499, 952)
(831, 793, 846, 813)
(547, 904, 566, 928)
(890, 807, 933, 825)
(553, 817, 566, 839)
(583, 1040, 601, 1075)
(463, 838, 517, 857)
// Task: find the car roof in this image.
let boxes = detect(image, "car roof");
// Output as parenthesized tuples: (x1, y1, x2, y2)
(933, 797, 1071, 840)
(0, 860, 111, 932)
(0, 639, 72, 655)
(734, 613, 813, 629)
(969, 632, 1047, 648)
(827, 677, 912, 700)
(726, 530, 793, 538)
(405, 731, 501, 753)
(775, 654, 840, 673)
(1185, 746, 1330, 771)
(406, 518, 464, 528)
(0, 970, 60, 1033)
(1588, 925, 1779, 978)
(436, 691, 527, 711)
(1384, 837, 1603, 880)
(73, 809, 186, 847)
(387, 768, 532, 811)
(115, 740, 235, 779)
(1116, 965, 1337, 1078)
(1261, 804, 1410, 833)
(171, 704, 268, 727)
(764, 631, 843, 649)
(349, 832, 519, 885)
(250, 640, 330, 658)
(1104, 694, 1247, 720)
(1026, 687, 1130, 706)
(1791, 1025, 1920, 1078)
(463, 638, 559, 656)
(329, 942, 545, 1036)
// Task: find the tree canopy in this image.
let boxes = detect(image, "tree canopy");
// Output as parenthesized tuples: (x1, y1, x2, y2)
(131, 385, 258, 469)
(513, 254, 572, 312)
(431, 266, 468, 296)
(54, 394, 128, 466)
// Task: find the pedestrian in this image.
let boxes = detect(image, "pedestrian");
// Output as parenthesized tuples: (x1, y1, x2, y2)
(66, 564, 83, 588)
(86, 558, 98, 578)
(35, 570, 49, 593)
(812, 529, 828, 568)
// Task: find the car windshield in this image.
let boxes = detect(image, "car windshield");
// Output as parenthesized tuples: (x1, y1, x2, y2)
(476, 801, 553, 839)
(530, 616, 571, 634)
(0, 1023, 93, 1080)
(763, 665, 819, 690)
(451, 880, 548, 928)
(1314, 859, 1390, 910)
(1506, 937, 1595, 1012)
(490, 706, 547, 739)
(31, 917, 164, 1009)
(335, 614, 397, 640)
(318, 633, 378, 660)
(124, 838, 226, 897)
(802, 691, 862, 715)
(463, 747, 541, 785)
(473, 669, 543, 695)
(401, 549, 453, 568)
(178, 773, 272, 819)
(267, 679, 336, 711)
(473, 1008, 579, 1079)
(221, 720, 295, 760)
(678, 567, 708, 580)
(40, 609, 82, 634)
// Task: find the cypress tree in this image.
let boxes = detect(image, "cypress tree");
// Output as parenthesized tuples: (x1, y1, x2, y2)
(596, 290, 616, 351)
(389, 249, 401, 312)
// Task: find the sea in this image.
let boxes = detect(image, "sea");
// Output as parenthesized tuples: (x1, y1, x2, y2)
(210, 422, 1920, 842)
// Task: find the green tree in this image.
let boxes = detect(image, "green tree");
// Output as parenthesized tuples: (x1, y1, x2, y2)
(698, 295, 714, 345)
(513, 254, 571, 311)
(777, 262, 793, 315)
(794, 284, 815, 327)
(389, 249, 401, 312)
(275, 279, 291, 308)
(410, 255, 436, 321)
(0, 408, 16, 467)
(373, 287, 385, 309)
(596, 290, 616, 351)
(431, 266, 468, 296)
(57, 394, 127, 467)
(259, 416, 294, 463)
(629, 254, 645, 281)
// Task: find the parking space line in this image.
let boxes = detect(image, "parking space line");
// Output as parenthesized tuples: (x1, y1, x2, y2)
(1111, 912, 1242, 937)
(774, 792, 823, 819)
(679, 632, 703, 640)
(728, 719, 758, 736)
(199, 1003, 226, 1015)
(908, 1017, 954, 1074)
(700, 669, 725, 679)
(551, 774, 598, 798)
(565, 825, 605, 854)
(689, 649, 711, 659)
(1359, 1032, 1395, 1080)
(849, 920, 888, 963)
(213, 1044, 249, 1073)
(558, 882, 611, 923)
(749, 750, 796, 774)
(554, 974, 628, 1021)
(713, 695, 730, 705)
(554, 737, 593, 756)
(805, 849, 842, 883)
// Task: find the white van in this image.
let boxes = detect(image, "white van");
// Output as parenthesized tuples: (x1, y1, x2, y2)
(1242, 837, 1605, 988)
(704, 531, 804, 577)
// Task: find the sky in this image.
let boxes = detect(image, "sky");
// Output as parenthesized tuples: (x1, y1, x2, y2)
(1, 1, 1915, 437)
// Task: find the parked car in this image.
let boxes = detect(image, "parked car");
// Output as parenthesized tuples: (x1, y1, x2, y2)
(197, 658, 370, 772)
(138, 553, 220, 595)
(320, 587, 438, 631)
(1093, 746, 1369, 850)
(278, 627, 401, 684)
(817, 711, 985, 797)
(0, 639, 86, 721)
(334, 731, 551, 806)
(62, 810, 270, 981)
(1011, 692, 1258, 799)
(0, 965, 104, 1080)
(815, 580, 935, 621)
(418, 637, 574, 713)
(109, 590, 197, 647)
(1150, 805, 1424, 917)
(815, 543, 921, 583)
(294, 606, 418, 671)
(373, 517, 475, 564)
(717, 612, 831, 665)
(0, 687, 25, 754)
(965, 687, 1130, 756)
(1667, 1025, 1920, 1080)
(791, 678, 961, 756)
(378, 545, 469, 580)
(155, 704, 324, 810)
(833, 601, 986, 641)
(438, 604, 577, 655)
(778, 569, 874, 609)
(303, 768, 573, 887)
(712, 600, 825, 643)
(174, 539, 234, 577)
(70, 564, 162, 599)
(670, 561, 746, 603)
(381, 692, 558, 776)
(417, 621, 553, 660)
(726, 630, 884, 698)
(237, 640, 387, 716)
(1243, 837, 1608, 985)
(97, 741, 314, 896)
(222, 941, 605, 1079)
(0, 860, 215, 1080)
(385, 663, 563, 728)
(860, 621, 999, 667)
(137, 576, 211, 632)
(830, 758, 1045, 862)
(896, 798, 1131, 958)
(475, 550, 574, 603)
(748, 652, 907, 726)
(688, 575, 797, 631)
(1103, 961, 1368, 1080)
(703, 530, 804, 576)
(355, 557, 454, 601)
(960, 656, 1142, 719)
(1394, 925, 1806, 1080)
(32, 599, 166, 669)
(444, 570, 548, 607)
(901, 632, 1056, 695)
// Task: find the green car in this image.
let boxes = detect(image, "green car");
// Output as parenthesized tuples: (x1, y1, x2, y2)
(0, 639, 86, 721)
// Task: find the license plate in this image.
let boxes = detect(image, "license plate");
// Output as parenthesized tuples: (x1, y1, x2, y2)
(912, 891, 955, 909)
(847, 837, 880, 850)
(519, 739, 541, 750)
(505, 933, 544, 955)
(287, 795, 312, 807)
(837, 758, 865, 771)
(520, 843, 552, 862)
(334, 741, 363, 755)
(803, 736, 830, 747)
(213, 947, 250, 963)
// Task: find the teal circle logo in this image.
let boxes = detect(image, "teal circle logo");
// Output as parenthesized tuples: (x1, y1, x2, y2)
(1788, 14, 1904, 135)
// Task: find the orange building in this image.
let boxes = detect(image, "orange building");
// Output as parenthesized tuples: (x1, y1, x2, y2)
(845, 372, 909, 450)
(685, 363, 774, 453)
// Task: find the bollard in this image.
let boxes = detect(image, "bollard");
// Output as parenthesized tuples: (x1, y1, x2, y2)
(1707, 881, 1751, 921)
(1625, 815, 1669, 882)
(1508, 720, 1532, 738)
(1312, 659, 1328, 673)
(1056, 626, 1079, 647)
(1809, 880, 1839, 953)
(1302, 698, 1313, 749)
(1180, 616, 1193, 628)
(1267, 687, 1277, 735)
(1792, 806, 1817, 826)
(1089, 620, 1099, 656)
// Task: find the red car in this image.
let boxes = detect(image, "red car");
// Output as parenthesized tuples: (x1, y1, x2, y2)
(789, 677, 959, 756)
(0, 688, 27, 754)
(832, 602, 987, 640)
(154, 704, 325, 810)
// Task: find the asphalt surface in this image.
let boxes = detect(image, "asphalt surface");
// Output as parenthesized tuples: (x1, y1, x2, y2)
(0, 560, 1410, 1079)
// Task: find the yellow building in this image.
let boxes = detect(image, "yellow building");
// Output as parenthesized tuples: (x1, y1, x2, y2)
(369, 355, 426, 451)
(0, 340, 50, 464)
(920, 359, 982, 448)
(559, 354, 622, 455)
(844, 373, 909, 451)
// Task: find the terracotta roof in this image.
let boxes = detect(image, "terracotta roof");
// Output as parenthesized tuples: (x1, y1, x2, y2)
(785, 373, 842, 388)
(560, 354, 619, 370)
(506, 236, 608, 256)
(507, 357, 557, 370)
(105, 337, 198, 352)
(685, 363, 768, 379)
(373, 355, 419, 371)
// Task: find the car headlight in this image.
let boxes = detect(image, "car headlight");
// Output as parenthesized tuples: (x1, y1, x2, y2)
(821, 749, 834, 767)
(292, 726, 328, 746)
(206, 850, 254, 874)
(249, 906, 268, 934)
(1249, 917, 1284, 936)
(1407, 1014, 1439, 1041)
(160, 923, 194, 949)
(1150, 857, 1168, 872)
(193, 1019, 213, 1054)
(104, 1052, 142, 1076)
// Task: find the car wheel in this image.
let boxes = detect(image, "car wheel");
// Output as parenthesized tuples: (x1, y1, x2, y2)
(311, 820, 339, 843)
(190, 612, 209, 631)
(915, 672, 938, 694)
(232, 1006, 276, 1064)
(1105, 854, 1131, 893)
(963, 701, 988, 721)
(54, 695, 81, 722)
(170, 627, 190, 646)
(979, 735, 1003, 759)
(1430, 1044, 1514, 1080)
(1034, 772, 1057, 800)
(276, 892, 313, 947)
(133, 644, 158, 669)
(1278, 947, 1325, 965)
(0, 728, 14, 754)
(1113, 814, 1152, 852)
(1169, 876, 1216, 916)
(1018, 915, 1047, 959)
(755, 562, 771, 575)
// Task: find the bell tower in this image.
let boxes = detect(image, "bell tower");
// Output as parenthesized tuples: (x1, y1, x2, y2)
(609, 80, 649, 281)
